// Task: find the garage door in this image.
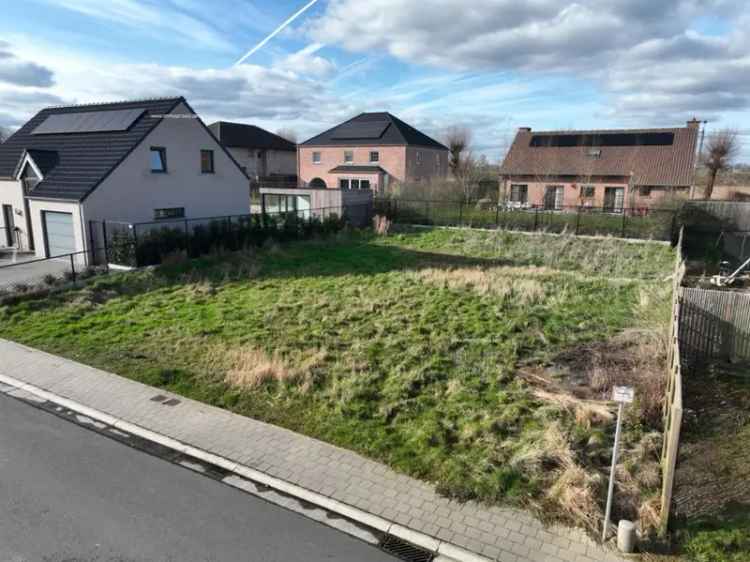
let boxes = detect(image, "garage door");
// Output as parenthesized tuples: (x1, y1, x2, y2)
(43, 211, 76, 257)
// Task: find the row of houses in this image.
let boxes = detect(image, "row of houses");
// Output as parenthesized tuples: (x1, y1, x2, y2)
(0, 95, 699, 263)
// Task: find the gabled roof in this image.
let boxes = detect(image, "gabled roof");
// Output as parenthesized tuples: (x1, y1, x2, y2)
(499, 124, 699, 187)
(301, 112, 448, 150)
(0, 97, 183, 200)
(209, 121, 296, 152)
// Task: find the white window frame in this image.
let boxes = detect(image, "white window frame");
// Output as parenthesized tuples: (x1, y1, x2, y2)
(312, 151, 321, 164)
(369, 151, 379, 163)
(344, 150, 354, 163)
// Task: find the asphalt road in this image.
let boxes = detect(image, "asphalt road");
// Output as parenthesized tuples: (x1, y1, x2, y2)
(0, 393, 396, 562)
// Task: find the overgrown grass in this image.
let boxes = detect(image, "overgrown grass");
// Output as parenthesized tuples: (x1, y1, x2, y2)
(0, 228, 675, 532)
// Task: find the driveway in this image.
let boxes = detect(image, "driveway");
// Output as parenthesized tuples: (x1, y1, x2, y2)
(0, 253, 71, 290)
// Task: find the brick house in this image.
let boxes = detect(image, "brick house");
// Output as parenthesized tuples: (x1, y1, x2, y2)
(298, 112, 448, 193)
(499, 121, 700, 211)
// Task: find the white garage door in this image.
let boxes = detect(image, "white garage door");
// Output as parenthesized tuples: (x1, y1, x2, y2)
(43, 211, 76, 257)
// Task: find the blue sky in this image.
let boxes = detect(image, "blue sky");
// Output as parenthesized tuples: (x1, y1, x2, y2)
(1, 0, 749, 162)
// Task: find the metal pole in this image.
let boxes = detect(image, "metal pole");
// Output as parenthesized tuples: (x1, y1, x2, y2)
(102, 221, 109, 272)
(603, 401, 625, 542)
(70, 253, 76, 286)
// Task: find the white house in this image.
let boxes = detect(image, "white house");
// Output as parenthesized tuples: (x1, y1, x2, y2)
(208, 121, 297, 183)
(0, 97, 249, 265)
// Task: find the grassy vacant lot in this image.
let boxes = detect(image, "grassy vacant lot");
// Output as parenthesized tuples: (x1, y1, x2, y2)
(0, 228, 675, 532)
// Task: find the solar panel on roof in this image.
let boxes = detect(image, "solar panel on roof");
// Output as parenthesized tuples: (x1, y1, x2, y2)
(331, 121, 389, 140)
(31, 108, 146, 135)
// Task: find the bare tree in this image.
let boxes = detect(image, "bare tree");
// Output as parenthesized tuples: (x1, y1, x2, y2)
(703, 129, 739, 199)
(443, 126, 471, 179)
(275, 128, 298, 144)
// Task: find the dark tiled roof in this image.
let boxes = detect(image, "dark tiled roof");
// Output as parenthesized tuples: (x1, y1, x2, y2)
(500, 126, 699, 187)
(302, 112, 448, 150)
(209, 122, 296, 152)
(24, 149, 60, 176)
(329, 165, 385, 173)
(0, 97, 183, 200)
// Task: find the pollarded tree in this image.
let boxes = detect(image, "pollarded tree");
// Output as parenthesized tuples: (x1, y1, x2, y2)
(703, 129, 739, 199)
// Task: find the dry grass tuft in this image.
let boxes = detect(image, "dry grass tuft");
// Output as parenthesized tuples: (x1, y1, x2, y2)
(533, 389, 614, 428)
(373, 214, 391, 236)
(215, 345, 329, 391)
(417, 267, 546, 303)
(547, 463, 604, 534)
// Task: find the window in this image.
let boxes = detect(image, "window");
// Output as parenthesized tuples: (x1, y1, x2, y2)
(369, 151, 379, 162)
(639, 186, 652, 197)
(580, 185, 595, 198)
(150, 147, 167, 173)
(510, 184, 528, 203)
(586, 149, 602, 158)
(416, 151, 422, 164)
(154, 207, 184, 220)
(544, 185, 564, 210)
(200, 150, 214, 174)
(351, 179, 360, 189)
(339, 178, 350, 189)
(344, 150, 353, 163)
(312, 151, 321, 164)
(361, 179, 371, 190)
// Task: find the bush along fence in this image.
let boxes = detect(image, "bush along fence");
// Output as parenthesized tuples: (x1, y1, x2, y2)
(90, 204, 363, 268)
(374, 198, 679, 241)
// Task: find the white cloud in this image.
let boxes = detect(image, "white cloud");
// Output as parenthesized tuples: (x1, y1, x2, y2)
(309, 0, 750, 123)
(0, 41, 54, 88)
(273, 43, 337, 78)
(0, 37, 355, 144)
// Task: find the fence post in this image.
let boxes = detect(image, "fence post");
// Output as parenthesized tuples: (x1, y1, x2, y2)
(575, 207, 581, 235)
(70, 253, 76, 286)
(495, 202, 500, 229)
(621, 211, 627, 238)
(102, 221, 109, 272)
(533, 208, 539, 231)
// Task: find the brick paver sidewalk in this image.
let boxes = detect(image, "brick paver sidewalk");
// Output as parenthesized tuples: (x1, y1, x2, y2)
(0, 339, 624, 562)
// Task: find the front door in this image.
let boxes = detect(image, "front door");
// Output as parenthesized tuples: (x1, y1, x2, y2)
(604, 187, 625, 213)
(2, 204, 14, 246)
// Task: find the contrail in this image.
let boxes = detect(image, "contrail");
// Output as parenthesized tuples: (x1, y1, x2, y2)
(234, 0, 320, 66)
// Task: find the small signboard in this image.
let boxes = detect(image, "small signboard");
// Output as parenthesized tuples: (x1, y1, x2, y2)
(612, 386, 635, 404)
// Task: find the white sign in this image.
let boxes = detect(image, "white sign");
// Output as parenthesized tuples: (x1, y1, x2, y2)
(612, 386, 635, 404)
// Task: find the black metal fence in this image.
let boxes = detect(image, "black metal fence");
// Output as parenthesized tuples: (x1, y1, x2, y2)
(90, 204, 367, 268)
(0, 248, 109, 297)
(374, 198, 678, 241)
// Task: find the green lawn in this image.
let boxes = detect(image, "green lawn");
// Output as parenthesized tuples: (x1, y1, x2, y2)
(0, 228, 675, 530)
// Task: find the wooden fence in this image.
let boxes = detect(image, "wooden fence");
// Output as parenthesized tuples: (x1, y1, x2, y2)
(685, 200, 750, 231)
(679, 288, 750, 366)
(660, 252, 686, 534)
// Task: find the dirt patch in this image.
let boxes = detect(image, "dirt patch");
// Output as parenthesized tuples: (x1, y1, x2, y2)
(519, 328, 668, 426)
(673, 364, 750, 520)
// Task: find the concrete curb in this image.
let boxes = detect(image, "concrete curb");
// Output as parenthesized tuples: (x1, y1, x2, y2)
(0, 372, 490, 562)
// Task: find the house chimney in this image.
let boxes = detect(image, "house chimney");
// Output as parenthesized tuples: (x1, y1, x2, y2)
(686, 118, 700, 129)
(518, 127, 531, 132)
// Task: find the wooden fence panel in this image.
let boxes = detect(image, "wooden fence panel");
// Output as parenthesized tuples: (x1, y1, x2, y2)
(679, 287, 750, 364)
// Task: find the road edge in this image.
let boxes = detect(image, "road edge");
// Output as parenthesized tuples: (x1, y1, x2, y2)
(0, 372, 488, 562)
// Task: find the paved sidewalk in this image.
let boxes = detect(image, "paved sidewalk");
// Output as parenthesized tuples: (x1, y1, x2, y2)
(0, 339, 624, 562)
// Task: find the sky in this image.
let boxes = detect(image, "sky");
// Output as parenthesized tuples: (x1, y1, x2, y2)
(1, 0, 750, 163)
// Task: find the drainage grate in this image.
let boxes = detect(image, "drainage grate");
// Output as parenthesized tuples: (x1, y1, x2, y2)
(379, 535, 434, 562)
